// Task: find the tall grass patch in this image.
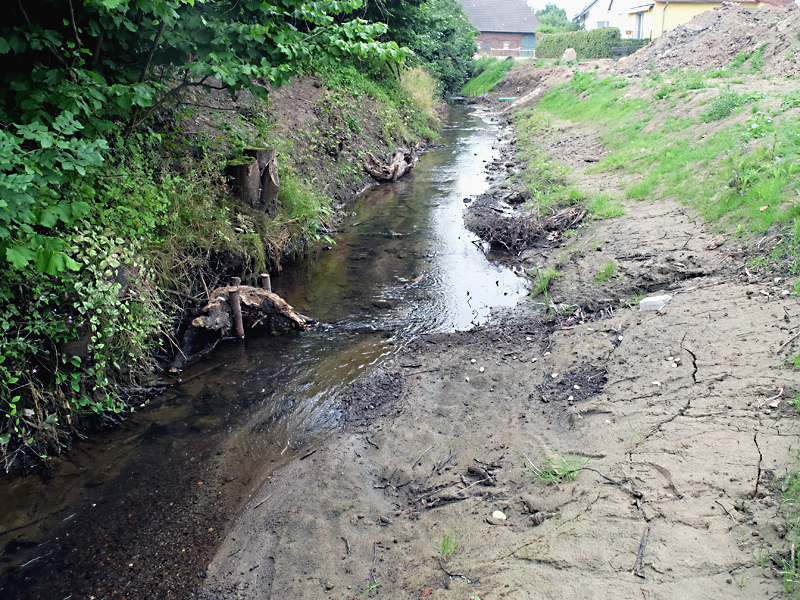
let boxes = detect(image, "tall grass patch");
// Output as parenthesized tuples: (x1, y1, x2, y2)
(461, 58, 514, 96)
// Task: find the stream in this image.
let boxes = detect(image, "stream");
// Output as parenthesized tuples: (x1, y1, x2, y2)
(0, 104, 528, 599)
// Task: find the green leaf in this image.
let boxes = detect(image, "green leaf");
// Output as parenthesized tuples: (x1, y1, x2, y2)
(0, 434, 9, 446)
(0, 38, 10, 54)
(6, 245, 36, 269)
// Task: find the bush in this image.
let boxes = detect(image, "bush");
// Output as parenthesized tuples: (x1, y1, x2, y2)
(536, 28, 647, 59)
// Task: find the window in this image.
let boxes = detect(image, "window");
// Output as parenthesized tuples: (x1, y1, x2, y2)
(483, 41, 491, 54)
(503, 41, 510, 50)
(597, 21, 609, 28)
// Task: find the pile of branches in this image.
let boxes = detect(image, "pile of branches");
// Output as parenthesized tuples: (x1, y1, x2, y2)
(465, 205, 586, 254)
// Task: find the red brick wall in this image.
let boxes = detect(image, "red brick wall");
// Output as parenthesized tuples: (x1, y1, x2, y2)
(476, 32, 524, 56)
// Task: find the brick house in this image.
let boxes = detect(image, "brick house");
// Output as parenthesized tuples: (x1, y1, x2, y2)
(457, 0, 540, 57)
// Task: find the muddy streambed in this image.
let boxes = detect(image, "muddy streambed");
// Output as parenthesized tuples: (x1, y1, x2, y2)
(0, 105, 527, 599)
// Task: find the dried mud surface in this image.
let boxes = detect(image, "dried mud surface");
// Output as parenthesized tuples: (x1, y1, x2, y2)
(199, 109, 800, 600)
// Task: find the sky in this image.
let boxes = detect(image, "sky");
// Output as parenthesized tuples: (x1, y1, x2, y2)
(527, 0, 590, 20)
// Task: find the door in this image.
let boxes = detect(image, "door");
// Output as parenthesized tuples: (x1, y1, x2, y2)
(483, 41, 491, 55)
(521, 35, 536, 57)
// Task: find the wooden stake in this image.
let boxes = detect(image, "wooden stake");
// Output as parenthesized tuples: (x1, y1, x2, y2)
(260, 273, 272, 292)
(229, 277, 245, 338)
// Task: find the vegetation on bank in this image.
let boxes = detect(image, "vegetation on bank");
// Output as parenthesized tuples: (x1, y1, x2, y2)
(510, 56, 800, 592)
(0, 0, 477, 471)
(536, 28, 649, 59)
(461, 57, 516, 96)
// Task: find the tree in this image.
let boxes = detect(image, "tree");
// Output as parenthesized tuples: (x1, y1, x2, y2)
(355, 0, 477, 93)
(535, 3, 581, 33)
(0, 0, 409, 274)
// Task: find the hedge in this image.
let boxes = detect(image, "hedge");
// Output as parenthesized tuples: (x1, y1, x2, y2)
(536, 28, 649, 59)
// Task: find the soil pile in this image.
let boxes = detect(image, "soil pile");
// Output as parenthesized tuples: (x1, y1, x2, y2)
(619, 2, 800, 76)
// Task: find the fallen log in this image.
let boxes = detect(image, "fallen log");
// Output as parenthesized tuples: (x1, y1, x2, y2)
(363, 147, 418, 182)
(192, 285, 316, 332)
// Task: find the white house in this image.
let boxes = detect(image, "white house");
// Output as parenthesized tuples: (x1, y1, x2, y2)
(573, 0, 627, 31)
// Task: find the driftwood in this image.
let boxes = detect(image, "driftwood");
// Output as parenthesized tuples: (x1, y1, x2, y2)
(363, 147, 418, 182)
(226, 147, 281, 215)
(192, 285, 316, 332)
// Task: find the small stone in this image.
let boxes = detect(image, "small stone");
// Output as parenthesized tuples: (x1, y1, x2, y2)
(551, 372, 559, 378)
(671, 363, 677, 368)
(479, 367, 485, 373)
(653, 381, 661, 386)
(465, 376, 470, 382)
(531, 358, 537, 363)
(471, 358, 477, 364)
(325, 581, 335, 590)
(492, 510, 507, 520)
(568, 395, 573, 401)
(372, 299, 392, 309)
(574, 385, 580, 390)
(543, 352, 550, 356)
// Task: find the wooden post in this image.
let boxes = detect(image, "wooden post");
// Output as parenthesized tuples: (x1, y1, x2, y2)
(260, 273, 272, 292)
(229, 276, 245, 338)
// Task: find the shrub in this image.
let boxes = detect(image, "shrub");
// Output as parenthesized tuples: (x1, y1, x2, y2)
(536, 28, 647, 59)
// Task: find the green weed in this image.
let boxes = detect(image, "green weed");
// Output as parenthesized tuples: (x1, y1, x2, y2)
(440, 533, 459, 558)
(589, 193, 625, 218)
(702, 88, 745, 122)
(530, 266, 563, 299)
(522, 450, 589, 483)
(754, 540, 769, 567)
(361, 581, 381, 595)
(596, 260, 616, 282)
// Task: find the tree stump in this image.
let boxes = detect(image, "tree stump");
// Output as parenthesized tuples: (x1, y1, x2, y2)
(363, 147, 418, 182)
(226, 156, 260, 207)
(227, 147, 281, 214)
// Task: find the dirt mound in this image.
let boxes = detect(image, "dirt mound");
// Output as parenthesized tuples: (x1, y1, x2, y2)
(619, 2, 800, 76)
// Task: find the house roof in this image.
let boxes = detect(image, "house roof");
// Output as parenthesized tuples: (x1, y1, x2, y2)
(575, 0, 600, 20)
(456, 0, 540, 34)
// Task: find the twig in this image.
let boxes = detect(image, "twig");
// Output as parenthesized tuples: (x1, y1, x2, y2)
(250, 494, 272, 511)
(370, 542, 378, 585)
(300, 448, 316, 460)
(341, 536, 350, 555)
(631, 527, 649, 578)
(759, 387, 784, 408)
(714, 500, 738, 523)
(583, 467, 643, 499)
(411, 445, 435, 468)
(438, 558, 472, 582)
(778, 331, 800, 353)
(365, 435, 379, 450)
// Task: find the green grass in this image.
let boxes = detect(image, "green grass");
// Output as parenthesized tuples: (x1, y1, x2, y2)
(522, 450, 589, 483)
(529, 266, 563, 312)
(527, 72, 800, 240)
(588, 193, 625, 217)
(461, 59, 514, 96)
(596, 260, 615, 282)
(440, 533, 459, 558)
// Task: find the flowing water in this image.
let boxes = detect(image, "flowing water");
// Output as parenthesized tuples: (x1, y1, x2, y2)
(0, 104, 528, 599)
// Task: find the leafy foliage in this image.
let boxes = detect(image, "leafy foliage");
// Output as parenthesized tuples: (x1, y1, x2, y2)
(535, 3, 581, 34)
(0, 0, 414, 469)
(356, 0, 477, 93)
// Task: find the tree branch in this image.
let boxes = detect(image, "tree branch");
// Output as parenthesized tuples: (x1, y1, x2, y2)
(16, 0, 69, 69)
(139, 20, 166, 84)
(67, 0, 82, 48)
